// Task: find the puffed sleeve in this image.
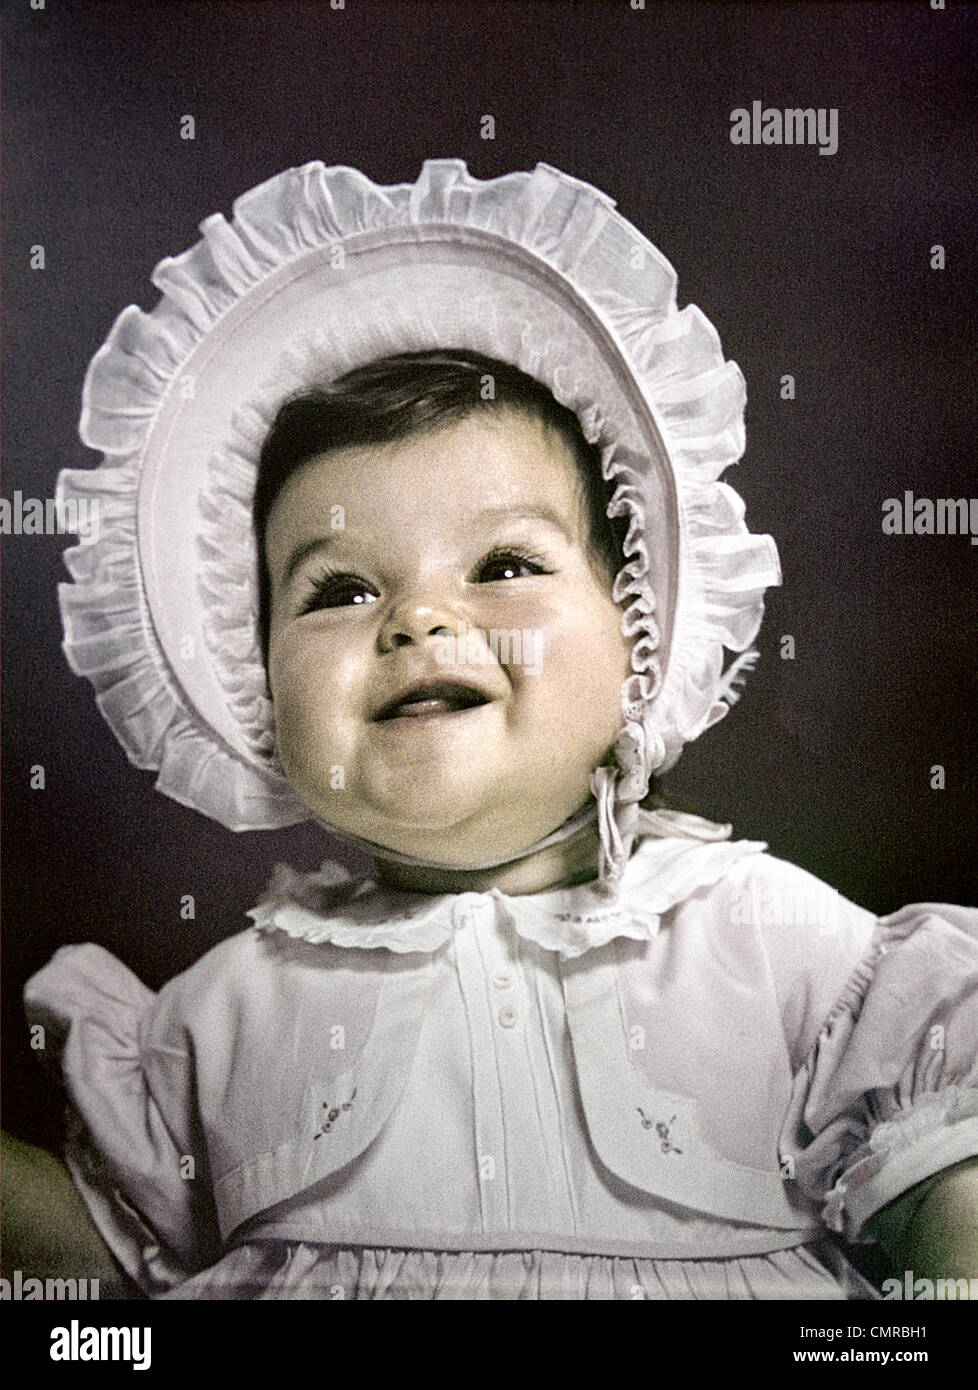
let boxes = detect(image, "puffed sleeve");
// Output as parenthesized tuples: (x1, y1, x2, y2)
(782, 903, 978, 1244)
(24, 944, 221, 1296)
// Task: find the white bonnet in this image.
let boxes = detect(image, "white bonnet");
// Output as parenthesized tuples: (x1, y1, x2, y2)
(57, 159, 781, 891)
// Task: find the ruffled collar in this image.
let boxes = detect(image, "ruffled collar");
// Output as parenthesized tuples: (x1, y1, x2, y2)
(247, 820, 768, 961)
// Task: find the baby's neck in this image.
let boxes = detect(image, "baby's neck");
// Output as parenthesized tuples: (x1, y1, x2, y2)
(372, 821, 604, 898)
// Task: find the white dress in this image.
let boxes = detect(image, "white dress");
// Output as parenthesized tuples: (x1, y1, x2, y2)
(24, 833, 978, 1300)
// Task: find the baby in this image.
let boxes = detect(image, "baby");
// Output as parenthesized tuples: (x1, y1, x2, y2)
(4, 160, 977, 1301)
(256, 352, 631, 894)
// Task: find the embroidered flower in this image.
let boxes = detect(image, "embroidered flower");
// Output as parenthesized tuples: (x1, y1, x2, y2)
(637, 1108, 683, 1154)
(313, 1086, 357, 1139)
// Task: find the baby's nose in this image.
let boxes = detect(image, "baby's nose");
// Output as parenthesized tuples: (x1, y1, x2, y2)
(378, 599, 458, 651)
(386, 624, 453, 650)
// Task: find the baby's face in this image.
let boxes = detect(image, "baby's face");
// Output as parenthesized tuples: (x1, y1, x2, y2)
(264, 409, 634, 868)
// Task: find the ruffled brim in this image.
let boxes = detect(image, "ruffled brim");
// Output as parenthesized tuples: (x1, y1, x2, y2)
(58, 159, 781, 857)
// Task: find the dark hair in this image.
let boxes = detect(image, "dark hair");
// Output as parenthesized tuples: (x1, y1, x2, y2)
(252, 349, 628, 657)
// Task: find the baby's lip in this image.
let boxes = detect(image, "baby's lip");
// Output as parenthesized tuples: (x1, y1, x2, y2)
(372, 679, 494, 722)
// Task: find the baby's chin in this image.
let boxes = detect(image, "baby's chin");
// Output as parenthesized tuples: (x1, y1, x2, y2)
(302, 786, 583, 869)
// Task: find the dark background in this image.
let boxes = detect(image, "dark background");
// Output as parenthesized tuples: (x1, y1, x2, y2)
(2, 0, 976, 1161)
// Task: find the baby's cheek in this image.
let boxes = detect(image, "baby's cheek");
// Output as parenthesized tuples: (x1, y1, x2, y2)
(561, 604, 632, 740)
(543, 596, 631, 683)
(272, 705, 361, 827)
(524, 630, 625, 755)
(273, 698, 325, 792)
(271, 634, 360, 719)
(269, 653, 347, 784)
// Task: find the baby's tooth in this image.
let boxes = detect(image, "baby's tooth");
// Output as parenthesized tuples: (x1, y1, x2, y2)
(395, 698, 451, 717)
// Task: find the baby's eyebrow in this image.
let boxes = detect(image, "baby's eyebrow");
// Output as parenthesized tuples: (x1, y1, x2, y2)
(278, 504, 574, 587)
(280, 536, 337, 587)
(474, 505, 575, 543)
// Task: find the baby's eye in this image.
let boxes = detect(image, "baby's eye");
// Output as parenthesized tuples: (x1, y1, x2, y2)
(473, 548, 549, 583)
(298, 569, 379, 614)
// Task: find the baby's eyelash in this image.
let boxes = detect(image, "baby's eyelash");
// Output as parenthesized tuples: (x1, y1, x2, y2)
(297, 566, 378, 615)
(474, 546, 551, 581)
(295, 546, 550, 615)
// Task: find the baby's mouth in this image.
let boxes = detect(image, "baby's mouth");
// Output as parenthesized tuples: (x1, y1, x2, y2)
(373, 680, 491, 722)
